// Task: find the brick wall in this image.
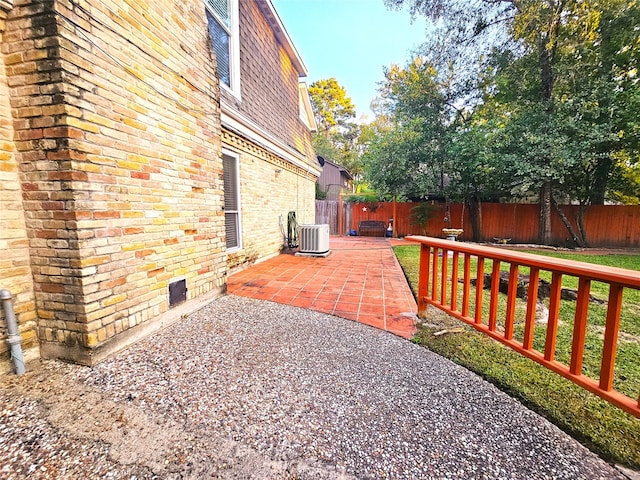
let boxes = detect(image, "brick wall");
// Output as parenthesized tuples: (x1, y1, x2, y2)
(218, 0, 319, 272)
(223, 129, 316, 273)
(3, 0, 226, 365)
(0, 6, 39, 374)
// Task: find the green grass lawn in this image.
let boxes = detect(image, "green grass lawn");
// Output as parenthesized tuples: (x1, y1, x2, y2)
(394, 245, 640, 468)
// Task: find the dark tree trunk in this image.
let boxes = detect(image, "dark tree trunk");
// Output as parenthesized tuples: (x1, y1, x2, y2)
(444, 201, 451, 229)
(551, 197, 588, 248)
(538, 36, 554, 103)
(590, 157, 612, 205)
(539, 182, 552, 245)
(467, 197, 482, 242)
(576, 204, 588, 246)
(537, 26, 556, 246)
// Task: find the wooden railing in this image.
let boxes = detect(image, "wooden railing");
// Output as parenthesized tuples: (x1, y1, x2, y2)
(406, 235, 640, 418)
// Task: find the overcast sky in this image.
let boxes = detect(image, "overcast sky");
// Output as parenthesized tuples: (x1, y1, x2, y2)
(271, 0, 429, 120)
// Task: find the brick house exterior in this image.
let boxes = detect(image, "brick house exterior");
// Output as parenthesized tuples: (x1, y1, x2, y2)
(218, 0, 319, 273)
(0, 0, 319, 370)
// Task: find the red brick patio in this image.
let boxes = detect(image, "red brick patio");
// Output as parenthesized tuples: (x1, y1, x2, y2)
(227, 236, 418, 338)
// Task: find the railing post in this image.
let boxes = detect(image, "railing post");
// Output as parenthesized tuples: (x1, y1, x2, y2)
(489, 260, 501, 331)
(450, 252, 459, 312)
(504, 264, 519, 340)
(544, 272, 563, 361)
(462, 254, 471, 317)
(417, 243, 431, 315)
(431, 248, 439, 302)
(474, 256, 485, 324)
(523, 267, 540, 350)
(440, 249, 448, 306)
(570, 278, 591, 376)
(599, 284, 623, 391)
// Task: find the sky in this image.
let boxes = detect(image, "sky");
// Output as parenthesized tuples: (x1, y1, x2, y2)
(271, 0, 430, 121)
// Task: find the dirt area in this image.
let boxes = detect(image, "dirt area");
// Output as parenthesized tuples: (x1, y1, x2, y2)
(0, 360, 347, 480)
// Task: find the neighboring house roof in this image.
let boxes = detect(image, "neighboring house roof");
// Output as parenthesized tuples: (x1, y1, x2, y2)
(323, 158, 353, 181)
(254, 0, 307, 76)
(317, 157, 354, 201)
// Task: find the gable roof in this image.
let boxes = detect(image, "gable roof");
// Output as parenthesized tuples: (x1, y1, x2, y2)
(254, 0, 308, 77)
(323, 158, 353, 181)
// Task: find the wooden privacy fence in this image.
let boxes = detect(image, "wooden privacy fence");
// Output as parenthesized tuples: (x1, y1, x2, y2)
(316, 200, 352, 235)
(350, 202, 640, 248)
(407, 235, 640, 418)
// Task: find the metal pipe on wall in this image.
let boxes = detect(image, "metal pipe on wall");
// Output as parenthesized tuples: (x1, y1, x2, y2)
(0, 289, 26, 375)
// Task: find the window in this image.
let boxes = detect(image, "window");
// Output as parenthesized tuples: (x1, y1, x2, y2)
(205, 0, 240, 97)
(223, 152, 241, 250)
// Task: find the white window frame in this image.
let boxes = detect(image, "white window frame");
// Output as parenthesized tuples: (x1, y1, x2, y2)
(222, 149, 242, 251)
(204, 0, 241, 100)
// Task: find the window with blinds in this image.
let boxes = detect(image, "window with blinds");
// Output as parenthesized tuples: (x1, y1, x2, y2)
(205, 0, 231, 28)
(206, 10, 230, 86)
(204, 0, 238, 92)
(223, 153, 241, 249)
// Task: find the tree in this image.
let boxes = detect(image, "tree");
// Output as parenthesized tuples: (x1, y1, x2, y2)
(444, 116, 512, 240)
(385, 0, 577, 244)
(386, 0, 640, 245)
(308, 78, 356, 136)
(308, 78, 365, 184)
(362, 119, 440, 201)
(610, 153, 640, 205)
(364, 54, 521, 241)
(362, 59, 452, 204)
(487, 0, 640, 245)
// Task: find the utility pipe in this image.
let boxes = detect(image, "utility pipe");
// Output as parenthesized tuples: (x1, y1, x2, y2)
(0, 289, 25, 375)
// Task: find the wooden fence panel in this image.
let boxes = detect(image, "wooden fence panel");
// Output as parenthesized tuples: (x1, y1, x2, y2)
(576, 205, 640, 248)
(315, 200, 338, 234)
(476, 203, 540, 244)
(316, 200, 354, 235)
(348, 202, 640, 248)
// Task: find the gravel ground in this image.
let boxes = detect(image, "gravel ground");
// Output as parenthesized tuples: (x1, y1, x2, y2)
(0, 295, 634, 479)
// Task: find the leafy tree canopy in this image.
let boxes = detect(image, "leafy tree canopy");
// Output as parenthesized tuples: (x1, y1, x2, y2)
(374, 0, 640, 245)
(308, 78, 367, 185)
(308, 78, 356, 136)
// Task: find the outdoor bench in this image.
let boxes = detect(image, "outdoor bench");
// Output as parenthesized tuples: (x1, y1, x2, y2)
(358, 220, 387, 237)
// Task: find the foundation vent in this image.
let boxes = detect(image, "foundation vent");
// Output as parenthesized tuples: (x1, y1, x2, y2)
(169, 279, 187, 307)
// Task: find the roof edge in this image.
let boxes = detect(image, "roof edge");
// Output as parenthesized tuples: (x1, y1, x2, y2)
(299, 82, 317, 132)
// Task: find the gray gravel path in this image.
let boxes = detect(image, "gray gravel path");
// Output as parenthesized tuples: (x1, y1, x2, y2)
(0, 295, 632, 479)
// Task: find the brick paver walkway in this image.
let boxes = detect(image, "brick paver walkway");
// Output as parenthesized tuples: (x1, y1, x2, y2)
(228, 236, 418, 338)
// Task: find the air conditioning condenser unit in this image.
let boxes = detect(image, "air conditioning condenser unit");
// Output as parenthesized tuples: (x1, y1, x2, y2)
(298, 224, 330, 256)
